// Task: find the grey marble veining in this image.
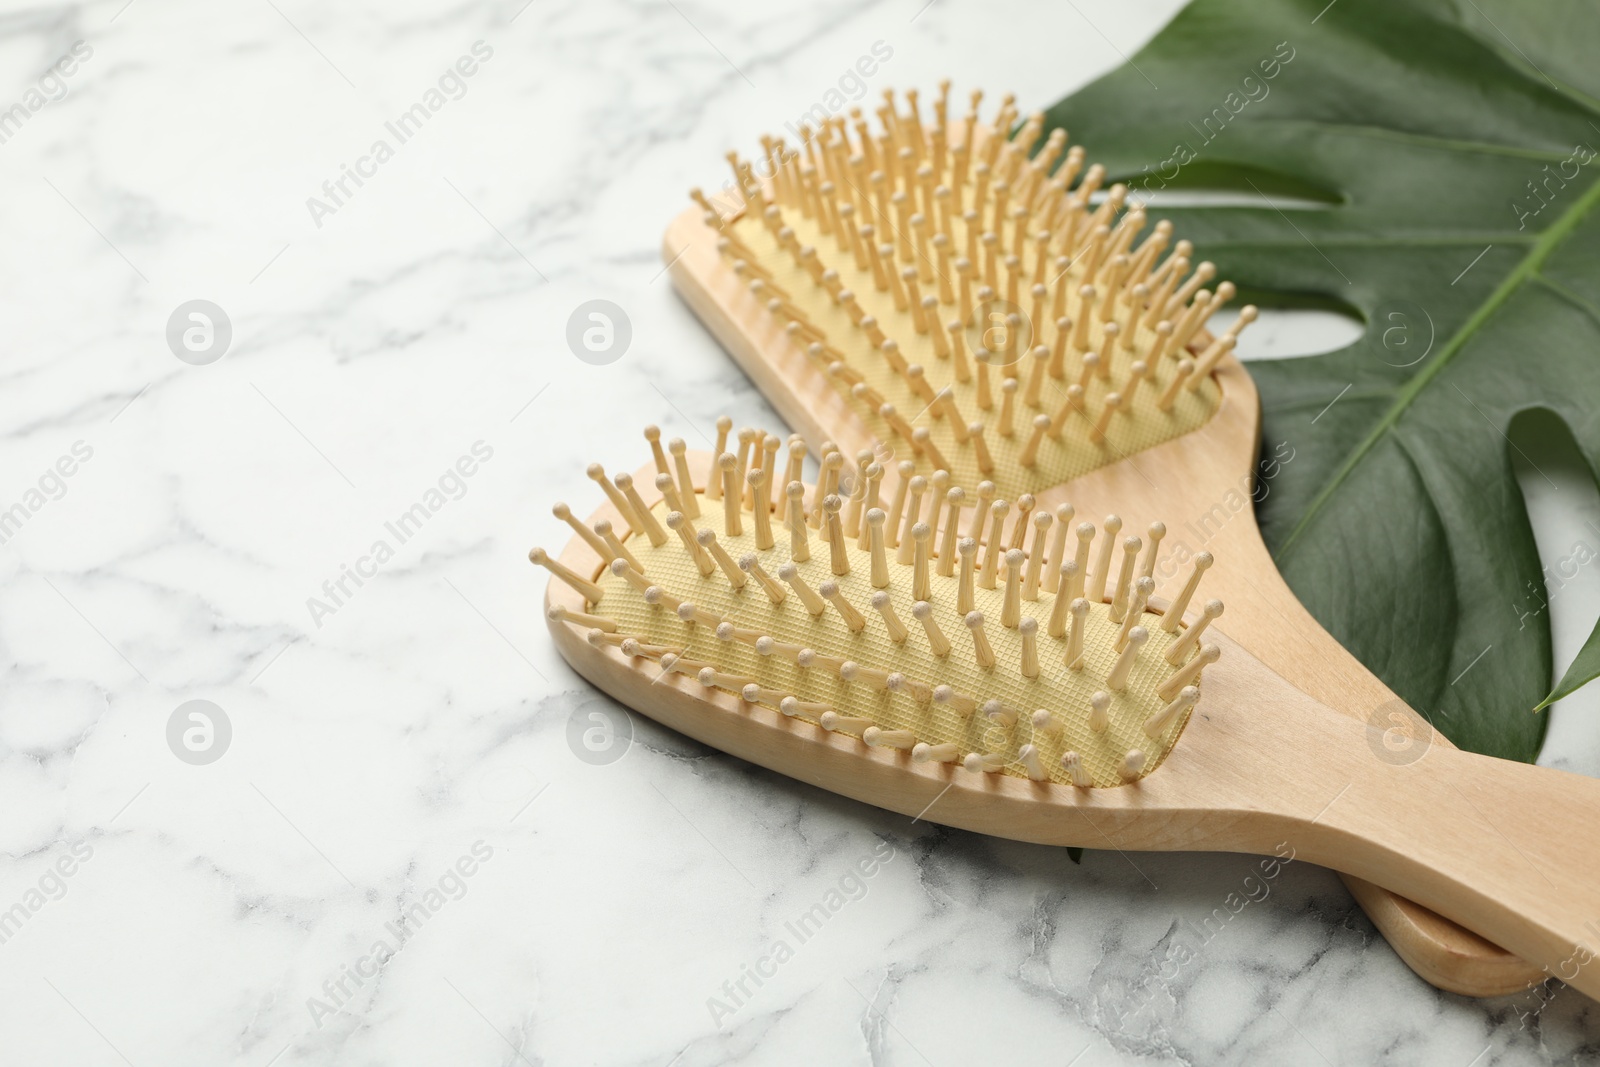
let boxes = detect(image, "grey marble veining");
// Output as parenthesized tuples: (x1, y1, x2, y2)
(2, 0, 1598, 1063)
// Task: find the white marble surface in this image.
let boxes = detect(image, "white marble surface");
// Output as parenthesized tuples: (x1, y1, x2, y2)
(4, 0, 1600, 1063)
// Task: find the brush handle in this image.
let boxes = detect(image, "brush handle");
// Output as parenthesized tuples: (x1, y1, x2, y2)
(1306, 735, 1600, 998)
(1017, 360, 1547, 994)
(1211, 525, 1550, 991)
(1219, 534, 1549, 991)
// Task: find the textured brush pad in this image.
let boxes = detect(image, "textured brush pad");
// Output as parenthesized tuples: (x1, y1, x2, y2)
(730, 205, 1220, 499)
(694, 86, 1258, 503)
(588, 496, 1199, 788)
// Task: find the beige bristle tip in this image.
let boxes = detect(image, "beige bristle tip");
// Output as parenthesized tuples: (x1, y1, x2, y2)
(702, 90, 1232, 489)
(573, 403, 1212, 785)
(1061, 752, 1091, 788)
(1088, 690, 1111, 733)
(1146, 685, 1200, 736)
(962, 752, 1005, 774)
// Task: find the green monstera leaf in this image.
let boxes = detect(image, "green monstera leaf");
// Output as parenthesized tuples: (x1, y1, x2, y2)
(1042, 0, 1600, 761)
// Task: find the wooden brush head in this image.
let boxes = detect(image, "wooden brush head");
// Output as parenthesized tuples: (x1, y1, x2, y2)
(673, 84, 1254, 503)
(536, 423, 1220, 790)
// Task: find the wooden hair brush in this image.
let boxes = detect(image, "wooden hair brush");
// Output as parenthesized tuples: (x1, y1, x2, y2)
(546, 433, 1219, 790)
(658, 84, 1577, 995)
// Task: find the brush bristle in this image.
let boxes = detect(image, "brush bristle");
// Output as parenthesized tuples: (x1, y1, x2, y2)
(535, 422, 1222, 789)
(691, 84, 1255, 500)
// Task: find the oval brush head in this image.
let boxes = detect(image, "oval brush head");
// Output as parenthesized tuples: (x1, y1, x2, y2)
(685, 84, 1256, 500)
(535, 423, 1221, 789)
